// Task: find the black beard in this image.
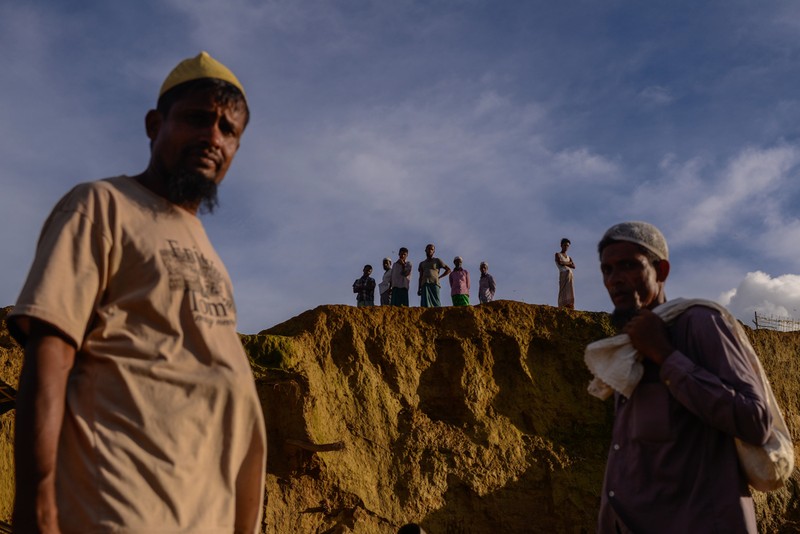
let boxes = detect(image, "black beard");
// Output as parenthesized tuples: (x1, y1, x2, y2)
(165, 169, 219, 214)
(611, 307, 640, 331)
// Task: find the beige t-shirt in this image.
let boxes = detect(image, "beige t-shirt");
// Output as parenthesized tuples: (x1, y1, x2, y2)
(11, 176, 266, 534)
(418, 257, 448, 286)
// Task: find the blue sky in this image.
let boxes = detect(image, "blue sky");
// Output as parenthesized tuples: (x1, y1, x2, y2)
(3, 1, 800, 333)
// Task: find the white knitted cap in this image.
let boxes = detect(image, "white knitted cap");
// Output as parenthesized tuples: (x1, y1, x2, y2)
(600, 221, 668, 260)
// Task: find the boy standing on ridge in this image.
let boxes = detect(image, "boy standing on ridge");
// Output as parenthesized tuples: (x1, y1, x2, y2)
(353, 265, 376, 306)
(379, 257, 393, 305)
(478, 261, 496, 304)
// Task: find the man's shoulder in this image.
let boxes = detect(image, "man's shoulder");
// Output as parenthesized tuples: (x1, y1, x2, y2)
(668, 300, 732, 337)
(39, 177, 130, 225)
(682, 305, 722, 319)
(55, 176, 133, 208)
(70, 175, 128, 193)
(663, 299, 726, 323)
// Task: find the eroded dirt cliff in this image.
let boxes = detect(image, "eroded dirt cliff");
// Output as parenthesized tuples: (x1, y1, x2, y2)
(0, 302, 799, 533)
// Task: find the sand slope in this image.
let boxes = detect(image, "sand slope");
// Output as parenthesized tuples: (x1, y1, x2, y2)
(1, 302, 798, 532)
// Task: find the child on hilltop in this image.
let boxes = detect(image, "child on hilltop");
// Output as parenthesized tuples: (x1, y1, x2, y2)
(353, 265, 376, 306)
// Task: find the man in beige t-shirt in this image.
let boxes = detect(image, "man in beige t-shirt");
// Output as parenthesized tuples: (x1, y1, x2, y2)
(417, 244, 450, 307)
(9, 53, 266, 534)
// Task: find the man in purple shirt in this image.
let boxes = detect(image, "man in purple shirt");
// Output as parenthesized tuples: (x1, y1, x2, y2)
(477, 261, 495, 303)
(595, 221, 770, 534)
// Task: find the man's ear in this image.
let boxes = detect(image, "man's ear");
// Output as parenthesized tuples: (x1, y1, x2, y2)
(145, 109, 163, 142)
(656, 259, 670, 282)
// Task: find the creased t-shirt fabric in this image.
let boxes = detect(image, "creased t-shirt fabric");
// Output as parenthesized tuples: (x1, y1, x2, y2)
(418, 257, 448, 286)
(10, 176, 266, 534)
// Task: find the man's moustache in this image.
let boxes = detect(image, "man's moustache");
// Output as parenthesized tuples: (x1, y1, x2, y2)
(184, 145, 222, 165)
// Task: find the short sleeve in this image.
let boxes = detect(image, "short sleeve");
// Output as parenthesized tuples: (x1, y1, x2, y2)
(10, 184, 112, 348)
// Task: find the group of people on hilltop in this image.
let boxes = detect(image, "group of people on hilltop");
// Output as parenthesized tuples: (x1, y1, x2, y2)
(352, 244, 496, 307)
(354, 238, 576, 310)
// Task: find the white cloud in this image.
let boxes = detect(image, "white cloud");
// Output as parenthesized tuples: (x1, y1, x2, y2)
(474, 91, 508, 116)
(553, 148, 620, 181)
(719, 271, 800, 326)
(638, 85, 674, 106)
(755, 218, 800, 269)
(680, 146, 799, 242)
(632, 145, 800, 247)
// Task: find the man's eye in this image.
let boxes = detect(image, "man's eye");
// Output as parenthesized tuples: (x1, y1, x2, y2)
(185, 115, 207, 127)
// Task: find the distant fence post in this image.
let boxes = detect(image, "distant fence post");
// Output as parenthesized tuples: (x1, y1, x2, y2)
(753, 311, 800, 332)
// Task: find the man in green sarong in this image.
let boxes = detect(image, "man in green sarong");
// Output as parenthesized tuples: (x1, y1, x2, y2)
(417, 244, 450, 307)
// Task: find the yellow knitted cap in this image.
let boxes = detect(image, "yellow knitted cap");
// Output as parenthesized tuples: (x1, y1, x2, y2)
(159, 51, 246, 100)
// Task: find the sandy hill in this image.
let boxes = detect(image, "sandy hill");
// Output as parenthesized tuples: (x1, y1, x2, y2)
(1, 302, 799, 533)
